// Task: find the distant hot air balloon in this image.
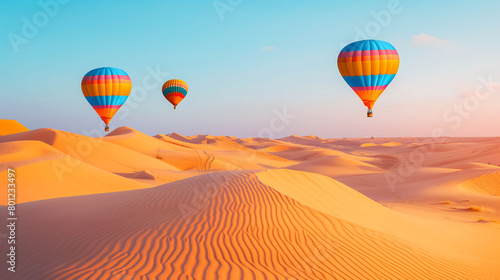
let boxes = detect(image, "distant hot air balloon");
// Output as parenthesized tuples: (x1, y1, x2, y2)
(81, 67, 132, 131)
(337, 40, 399, 117)
(162, 79, 188, 109)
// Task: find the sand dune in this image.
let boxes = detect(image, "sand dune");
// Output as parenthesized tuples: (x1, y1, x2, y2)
(232, 137, 284, 150)
(0, 159, 151, 204)
(1, 127, 499, 279)
(181, 134, 236, 144)
(0, 128, 179, 174)
(301, 135, 325, 140)
(278, 135, 327, 146)
(183, 134, 213, 143)
(0, 127, 293, 201)
(0, 119, 29, 135)
(257, 169, 398, 232)
(165, 132, 191, 142)
(412, 141, 500, 168)
(154, 133, 199, 149)
(4, 170, 491, 279)
(258, 169, 500, 265)
(0, 140, 66, 168)
(104, 127, 232, 171)
(154, 131, 294, 170)
(448, 162, 500, 170)
(288, 156, 383, 177)
(0, 141, 149, 204)
(380, 141, 404, 146)
(126, 169, 157, 180)
(260, 144, 307, 153)
(458, 171, 500, 196)
(105, 126, 190, 154)
(360, 142, 377, 147)
(360, 142, 404, 147)
(263, 144, 342, 161)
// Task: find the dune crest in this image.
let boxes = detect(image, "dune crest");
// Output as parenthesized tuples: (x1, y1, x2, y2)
(458, 171, 500, 196)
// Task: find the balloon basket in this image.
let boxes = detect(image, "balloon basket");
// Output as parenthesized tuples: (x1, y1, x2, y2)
(105, 125, 110, 132)
(367, 109, 373, 118)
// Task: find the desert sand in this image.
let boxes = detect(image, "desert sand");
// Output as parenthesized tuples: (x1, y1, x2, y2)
(0, 120, 29, 136)
(1, 126, 499, 279)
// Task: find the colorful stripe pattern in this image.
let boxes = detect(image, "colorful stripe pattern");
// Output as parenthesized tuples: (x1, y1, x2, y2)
(338, 40, 399, 109)
(81, 67, 132, 126)
(162, 79, 188, 109)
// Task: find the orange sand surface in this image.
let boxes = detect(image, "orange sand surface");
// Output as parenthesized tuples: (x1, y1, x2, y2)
(0, 119, 29, 135)
(1, 129, 499, 279)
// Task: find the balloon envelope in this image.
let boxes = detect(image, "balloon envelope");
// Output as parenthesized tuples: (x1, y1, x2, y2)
(81, 67, 131, 131)
(337, 40, 399, 116)
(162, 79, 188, 109)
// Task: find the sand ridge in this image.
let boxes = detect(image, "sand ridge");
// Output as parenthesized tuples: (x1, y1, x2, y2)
(0, 119, 29, 135)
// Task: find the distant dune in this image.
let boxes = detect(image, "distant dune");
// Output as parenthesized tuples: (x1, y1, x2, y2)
(0, 119, 29, 135)
(0, 140, 150, 203)
(458, 171, 500, 196)
(4, 170, 491, 279)
(360, 142, 377, 147)
(1, 126, 499, 279)
(360, 141, 404, 147)
(165, 132, 191, 142)
(288, 155, 383, 177)
(0, 128, 179, 173)
(380, 141, 404, 146)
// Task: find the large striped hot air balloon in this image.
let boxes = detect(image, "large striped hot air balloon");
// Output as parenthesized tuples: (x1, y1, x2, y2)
(81, 67, 132, 131)
(162, 79, 188, 109)
(337, 40, 399, 117)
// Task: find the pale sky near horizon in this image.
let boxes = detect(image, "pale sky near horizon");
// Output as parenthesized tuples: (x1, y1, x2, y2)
(2, 0, 500, 138)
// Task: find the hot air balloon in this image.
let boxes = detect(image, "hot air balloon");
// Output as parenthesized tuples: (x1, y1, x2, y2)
(337, 40, 399, 117)
(162, 79, 188, 109)
(81, 67, 132, 131)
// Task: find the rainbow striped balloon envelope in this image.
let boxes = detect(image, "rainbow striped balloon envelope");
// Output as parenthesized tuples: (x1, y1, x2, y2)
(81, 67, 132, 131)
(337, 40, 399, 117)
(162, 79, 188, 109)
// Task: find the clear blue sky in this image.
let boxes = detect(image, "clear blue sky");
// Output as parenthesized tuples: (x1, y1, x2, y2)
(2, 0, 500, 138)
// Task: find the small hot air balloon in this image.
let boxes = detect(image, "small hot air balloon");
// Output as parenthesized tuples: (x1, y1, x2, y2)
(337, 40, 399, 117)
(81, 67, 132, 131)
(162, 79, 188, 109)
